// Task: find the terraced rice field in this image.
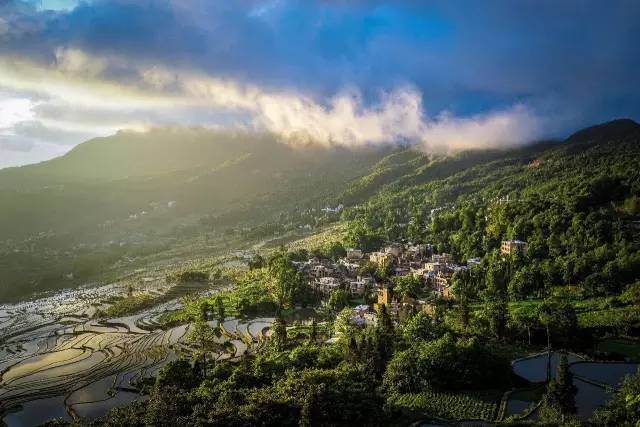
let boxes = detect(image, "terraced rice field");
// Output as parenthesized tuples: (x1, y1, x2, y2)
(0, 284, 272, 425)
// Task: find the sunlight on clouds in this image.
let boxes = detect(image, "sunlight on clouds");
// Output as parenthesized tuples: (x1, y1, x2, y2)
(54, 47, 109, 77)
(0, 48, 545, 162)
(0, 98, 35, 130)
(0, 57, 178, 109)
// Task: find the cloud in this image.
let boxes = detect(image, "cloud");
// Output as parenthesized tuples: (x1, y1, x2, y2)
(54, 47, 108, 76)
(0, 97, 35, 129)
(0, 0, 638, 168)
(0, 52, 545, 156)
(424, 105, 542, 152)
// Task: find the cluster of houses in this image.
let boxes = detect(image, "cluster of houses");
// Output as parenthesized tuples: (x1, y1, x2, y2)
(294, 240, 528, 325)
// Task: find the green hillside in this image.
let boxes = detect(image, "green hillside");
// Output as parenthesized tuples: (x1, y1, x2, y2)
(0, 130, 396, 300)
(1, 120, 639, 302)
(340, 118, 640, 297)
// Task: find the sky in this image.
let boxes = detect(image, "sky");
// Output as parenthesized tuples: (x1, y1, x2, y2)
(0, 0, 639, 168)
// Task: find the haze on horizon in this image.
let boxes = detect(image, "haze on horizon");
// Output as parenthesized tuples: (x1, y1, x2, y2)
(1, 0, 639, 169)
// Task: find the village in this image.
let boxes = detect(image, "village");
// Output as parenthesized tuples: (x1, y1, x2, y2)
(291, 239, 529, 328)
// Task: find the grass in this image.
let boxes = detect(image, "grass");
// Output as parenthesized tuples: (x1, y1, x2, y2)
(577, 306, 640, 328)
(597, 337, 640, 359)
(386, 389, 502, 422)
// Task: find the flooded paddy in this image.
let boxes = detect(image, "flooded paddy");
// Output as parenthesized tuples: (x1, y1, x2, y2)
(0, 283, 272, 425)
(508, 351, 639, 420)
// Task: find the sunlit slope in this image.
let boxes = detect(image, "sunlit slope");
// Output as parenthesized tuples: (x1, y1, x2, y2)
(0, 130, 393, 240)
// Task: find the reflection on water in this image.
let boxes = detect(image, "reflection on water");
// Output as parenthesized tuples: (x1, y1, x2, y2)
(512, 351, 585, 383)
(0, 281, 272, 426)
(574, 377, 612, 419)
(509, 353, 638, 420)
(2, 396, 71, 427)
(570, 362, 639, 387)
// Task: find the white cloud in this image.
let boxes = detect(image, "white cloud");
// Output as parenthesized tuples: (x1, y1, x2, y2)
(54, 47, 109, 77)
(0, 49, 546, 169)
(423, 104, 542, 152)
(0, 98, 35, 130)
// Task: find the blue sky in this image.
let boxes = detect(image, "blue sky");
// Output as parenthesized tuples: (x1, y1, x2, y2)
(0, 0, 639, 167)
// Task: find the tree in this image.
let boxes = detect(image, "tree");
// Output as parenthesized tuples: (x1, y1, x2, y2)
(393, 274, 422, 299)
(593, 367, 640, 426)
(249, 254, 265, 270)
(334, 307, 357, 338)
(156, 359, 200, 391)
(372, 304, 395, 376)
(309, 318, 318, 342)
(214, 295, 225, 323)
(199, 301, 210, 321)
(481, 291, 508, 340)
(186, 321, 227, 377)
(328, 288, 351, 312)
(540, 353, 578, 424)
(452, 269, 475, 328)
(383, 334, 509, 393)
(272, 315, 288, 351)
(323, 241, 346, 260)
(267, 250, 304, 312)
(538, 298, 578, 349)
(621, 281, 640, 305)
(509, 304, 539, 344)
(401, 311, 444, 342)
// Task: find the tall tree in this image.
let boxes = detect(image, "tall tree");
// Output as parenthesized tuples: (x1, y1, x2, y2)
(267, 249, 304, 313)
(541, 353, 578, 424)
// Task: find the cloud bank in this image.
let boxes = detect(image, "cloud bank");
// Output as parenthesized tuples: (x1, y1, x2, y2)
(0, 53, 546, 164)
(0, 0, 638, 167)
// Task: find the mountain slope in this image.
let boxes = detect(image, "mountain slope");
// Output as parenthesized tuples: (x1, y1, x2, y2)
(340, 119, 640, 297)
(1, 119, 638, 301)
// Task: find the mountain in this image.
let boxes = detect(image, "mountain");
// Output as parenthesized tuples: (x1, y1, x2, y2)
(338, 119, 640, 298)
(0, 130, 401, 300)
(0, 119, 638, 301)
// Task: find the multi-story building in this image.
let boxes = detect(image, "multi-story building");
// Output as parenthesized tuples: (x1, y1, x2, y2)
(432, 253, 453, 264)
(424, 261, 446, 275)
(501, 240, 528, 256)
(377, 286, 392, 305)
(370, 252, 393, 268)
(314, 277, 341, 295)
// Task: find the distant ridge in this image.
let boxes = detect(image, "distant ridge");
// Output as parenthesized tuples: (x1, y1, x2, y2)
(565, 118, 640, 144)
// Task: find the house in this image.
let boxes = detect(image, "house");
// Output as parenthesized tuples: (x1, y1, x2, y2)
(424, 261, 446, 275)
(352, 305, 376, 327)
(338, 259, 360, 274)
(432, 253, 453, 264)
(348, 278, 370, 296)
(416, 300, 437, 315)
(406, 244, 427, 258)
(346, 248, 363, 260)
(394, 266, 411, 276)
(441, 285, 454, 299)
(429, 273, 454, 299)
(377, 286, 393, 305)
(385, 244, 404, 258)
(310, 264, 333, 278)
(370, 252, 393, 268)
(314, 277, 341, 295)
(501, 240, 528, 256)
